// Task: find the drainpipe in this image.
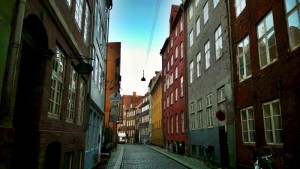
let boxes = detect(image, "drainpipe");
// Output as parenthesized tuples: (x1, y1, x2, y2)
(1, 0, 26, 118)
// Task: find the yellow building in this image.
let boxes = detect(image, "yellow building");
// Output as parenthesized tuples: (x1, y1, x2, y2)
(149, 71, 163, 147)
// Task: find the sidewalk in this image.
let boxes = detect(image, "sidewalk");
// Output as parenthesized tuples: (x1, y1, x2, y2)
(147, 145, 211, 169)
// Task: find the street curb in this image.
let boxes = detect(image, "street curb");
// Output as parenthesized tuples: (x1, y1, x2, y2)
(113, 144, 124, 169)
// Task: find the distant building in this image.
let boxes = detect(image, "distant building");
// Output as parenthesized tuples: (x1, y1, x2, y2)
(137, 93, 150, 144)
(149, 71, 163, 147)
(184, 0, 235, 167)
(229, 0, 300, 168)
(160, 4, 188, 155)
(118, 92, 143, 144)
(85, 0, 112, 168)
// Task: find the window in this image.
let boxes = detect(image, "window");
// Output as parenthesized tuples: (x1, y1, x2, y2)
(189, 3, 193, 20)
(189, 29, 194, 47)
(66, 0, 72, 7)
(180, 17, 183, 32)
(206, 94, 213, 127)
(167, 96, 169, 107)
(205, 41, 211, 69)
(171, 92, 173, 105)
(171, 116, 174, 134)
(240, 106, 256, 143)
(64, 151, 73, 169)
(195, 0, 199, 7)
(175, 88, 178, 101)
(175, 66, 178, 79)
(67, 66, 77, 123)
(197, 99, 204, 128)
(75, 0, 83, 29)
(189, 61, 194, 84)
(263, 99, 283, 145)
(196, 52, 201, 77)
(215, 25, 222, 60)
(284, 0, 300, 50)
(204, 2, 209, 24)
(180, 76, 184, 97)
(77, 80, 86, 125)
(167, 62, 170, 71)
(190, 102, 195, 130)
(180, 42, 184, 58)
(257, 12, 277, 69)
(176, 114, 179, 133)
(167, 118, 169, 134)
(217, 86, 225, 111)
(213, 0, 219, 8)
(83, 4, 90, 43)
(175, 46, 178, 59)
(237, 35, 252, 81)
(235, 0, 246, 17)
(49, 47, 66, 119)
(196, 17, 200, 36)
(171, 37, 174, 48)
(171, 55, 174, 66)
(181, 112, 185, 132)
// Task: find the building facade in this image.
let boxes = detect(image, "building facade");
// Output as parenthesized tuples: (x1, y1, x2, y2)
(118, 92, 142, 144)
(138, 93, 150, 144)
(85, 0, 112, 168)
(149, 71, 163, 147)
(230, 0, 300, 168)
(0, 0, 94, 168)
(161, 4, 188, 155)
(104, 42, 121, 146)
(185, 0, 235, 167)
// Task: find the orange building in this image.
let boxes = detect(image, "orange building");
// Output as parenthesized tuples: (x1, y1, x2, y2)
(105, 42, 122, 145)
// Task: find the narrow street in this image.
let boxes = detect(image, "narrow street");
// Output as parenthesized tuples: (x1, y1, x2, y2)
(106, 144, 189, 169)
(105, 144, 212, 169)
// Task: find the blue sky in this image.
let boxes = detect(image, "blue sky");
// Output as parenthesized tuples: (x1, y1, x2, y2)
(109, 0, 182, 96)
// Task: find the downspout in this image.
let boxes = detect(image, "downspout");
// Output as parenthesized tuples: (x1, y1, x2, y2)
(225, 0, 236, 168)
(1, 0, 26, 118)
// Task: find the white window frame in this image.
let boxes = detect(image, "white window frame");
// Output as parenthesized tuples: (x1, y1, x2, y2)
(237, 35, 252, 82)
(196, 17, 200, 36)
(206, 94, 213, 128)
(189, 29, 194, 47)
(197, 99, 204, 129)
(240, 106, 256, 143)
(284, 0, 300, 50)
(75, 0, 83, 30)
(204, 2, 209, 24)
(235, 0, 246, 17)
(180, 76, 184, 97)
(205, 41, 211, 69)
(66, 66, 77, 123)
(83, 4, 90, 43)
(196, 52, 201, 77)
(213, 0, 220, 8)
(215, 25, 222, 60)
(189, 61, 194, 84)
(263, 99, 283, 145)
(257, 11, 277, 69)
(48, 47, 66, 119)
(180, 42, 184, 59)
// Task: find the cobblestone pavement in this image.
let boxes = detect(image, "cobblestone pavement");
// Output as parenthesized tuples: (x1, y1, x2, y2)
(106, 144, 213, 169)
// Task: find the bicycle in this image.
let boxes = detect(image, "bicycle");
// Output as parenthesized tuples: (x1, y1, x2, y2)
(254, 154, 272, 169)
(202, 145, 213, 168)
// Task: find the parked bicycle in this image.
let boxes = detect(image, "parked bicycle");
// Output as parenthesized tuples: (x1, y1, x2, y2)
(254, 154, 272, 169)
(202, 145, 214, 168)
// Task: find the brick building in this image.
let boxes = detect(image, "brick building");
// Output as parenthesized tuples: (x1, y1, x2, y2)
(229, 0, 300, 168)
(118, 92, 143, 144)
(160, 4, 188, 155)
(0, 0, 95, 168)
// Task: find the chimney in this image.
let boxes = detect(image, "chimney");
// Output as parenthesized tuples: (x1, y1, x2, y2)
(133, 92, 136, 97)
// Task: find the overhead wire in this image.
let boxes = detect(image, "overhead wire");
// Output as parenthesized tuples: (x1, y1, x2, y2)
(144, 0, 162, 67)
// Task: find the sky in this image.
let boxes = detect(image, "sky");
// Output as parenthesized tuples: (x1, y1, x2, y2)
(109, 0, 182, 96)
